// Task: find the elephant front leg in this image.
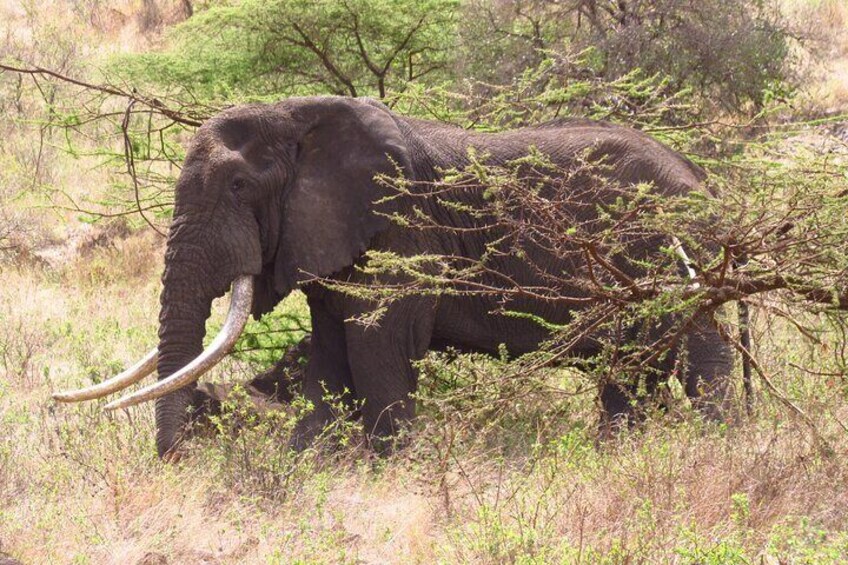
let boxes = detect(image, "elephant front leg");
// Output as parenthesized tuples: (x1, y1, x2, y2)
(599, 379, 638, 432)
(344, 301, 436, 454)
(289, 301, 355, 451)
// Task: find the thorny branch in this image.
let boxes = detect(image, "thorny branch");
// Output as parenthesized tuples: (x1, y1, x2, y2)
(0, 63, 209, 126)
(122, 100, 165, 236)
(712, 318, 834, 456)
(328, 152, 848, 427)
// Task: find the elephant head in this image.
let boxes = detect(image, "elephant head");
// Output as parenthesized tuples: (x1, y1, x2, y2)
(54, 97, 412, 457)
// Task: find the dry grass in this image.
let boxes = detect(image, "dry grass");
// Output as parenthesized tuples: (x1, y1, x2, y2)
(783, 0, 848, 114)
(1, 240, 847, 563)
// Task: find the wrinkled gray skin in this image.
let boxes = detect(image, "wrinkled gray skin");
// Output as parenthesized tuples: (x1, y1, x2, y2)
(156, 96, 732, 457)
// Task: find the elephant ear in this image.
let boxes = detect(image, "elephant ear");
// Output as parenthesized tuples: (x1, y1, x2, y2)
(274, 99, 411, 293)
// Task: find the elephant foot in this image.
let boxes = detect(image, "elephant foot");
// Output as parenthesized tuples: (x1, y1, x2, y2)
(289, 408, 333, 452)
(596, 412, 633, 441)
(598, 380, 639, 434)
(366, 428, 412, 456)
(687, 378, 733, 424)
(161, 449, 185, 465)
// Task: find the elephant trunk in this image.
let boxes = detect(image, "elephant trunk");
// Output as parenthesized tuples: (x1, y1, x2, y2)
(106, 276, 253, 412)
(145, 275, 254, 457)
(154, 275, 213, 458)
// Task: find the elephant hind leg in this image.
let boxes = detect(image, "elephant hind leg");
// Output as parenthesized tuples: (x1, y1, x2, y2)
(598, 368, 666, 437)
(598, 379, 637, 437)
(683, 314, 735, 421)
(597, 311, 734, 433)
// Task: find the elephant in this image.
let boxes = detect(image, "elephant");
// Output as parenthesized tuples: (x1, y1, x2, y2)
(53, 96, 733, 458)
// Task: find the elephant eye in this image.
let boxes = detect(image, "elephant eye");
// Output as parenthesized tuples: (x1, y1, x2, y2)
(231, 178, 245, 193)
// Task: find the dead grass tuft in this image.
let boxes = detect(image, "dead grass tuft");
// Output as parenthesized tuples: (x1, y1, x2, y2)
(59, 227, 164, 287)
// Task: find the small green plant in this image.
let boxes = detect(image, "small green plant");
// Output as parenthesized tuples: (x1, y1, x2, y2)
(198, 380, 363, 504)
(230, 291, 311, 369)
(199, 384, 311, 502)
(675, 539, 749, 565)
(731, 492, 751, 527)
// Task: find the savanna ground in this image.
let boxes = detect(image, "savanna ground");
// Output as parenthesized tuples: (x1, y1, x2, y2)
(2, 1, 848, 563)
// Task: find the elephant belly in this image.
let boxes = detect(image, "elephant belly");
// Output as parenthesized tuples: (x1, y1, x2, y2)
(431, 296, 575, 357)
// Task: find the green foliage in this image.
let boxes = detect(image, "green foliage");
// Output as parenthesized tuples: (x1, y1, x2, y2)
(114, 0, 460, 102)
(413, 347, 594, 459)
(197, 384, 314, 501)
(109, 0, 796, 131)
(230, 291, 311, 369)
(458, 0, 794, 113)
(390, 53, 703, 131)
(765, 520, 848, 564)
(674, 538, 750, 565)
(197, 383, 363, 502)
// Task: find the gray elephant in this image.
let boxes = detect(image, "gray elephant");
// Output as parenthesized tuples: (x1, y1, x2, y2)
(54, 97, 733, 458)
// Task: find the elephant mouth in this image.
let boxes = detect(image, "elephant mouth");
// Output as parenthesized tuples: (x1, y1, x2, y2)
(52, 275, 255, 408)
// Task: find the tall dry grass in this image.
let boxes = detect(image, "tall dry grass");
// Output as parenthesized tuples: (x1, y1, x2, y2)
(783, 0, 848, 114)
(1, 231, 847, 563)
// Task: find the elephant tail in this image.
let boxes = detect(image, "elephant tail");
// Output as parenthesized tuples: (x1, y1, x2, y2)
(738, 298, 754, 415)
(734, 253, 754, 415)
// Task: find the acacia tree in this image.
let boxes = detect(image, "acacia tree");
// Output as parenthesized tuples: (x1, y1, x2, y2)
(326, 143, 848, 431)
(117, 0, 460, 101)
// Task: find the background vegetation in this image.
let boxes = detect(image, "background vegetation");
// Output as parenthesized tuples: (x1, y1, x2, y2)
(1, 0, 847, 563)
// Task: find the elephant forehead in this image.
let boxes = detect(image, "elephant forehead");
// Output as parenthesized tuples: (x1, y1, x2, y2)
(207, 106, 296, 148)
(178, 147, 241, 187)
(189, 121, 291, 172)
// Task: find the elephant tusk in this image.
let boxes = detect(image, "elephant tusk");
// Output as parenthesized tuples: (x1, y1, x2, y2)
(104, 275, 254, 412)
(52, 347, 157, 402)
(670, 235, 700, 289)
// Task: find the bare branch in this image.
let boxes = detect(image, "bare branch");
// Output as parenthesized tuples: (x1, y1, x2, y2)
(0, 63, 207, 126)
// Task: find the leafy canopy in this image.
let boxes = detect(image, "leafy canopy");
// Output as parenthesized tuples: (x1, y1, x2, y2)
(116, 0, 460, 102)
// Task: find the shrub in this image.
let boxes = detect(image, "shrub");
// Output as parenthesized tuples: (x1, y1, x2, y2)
(460, 0, 794, 113)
